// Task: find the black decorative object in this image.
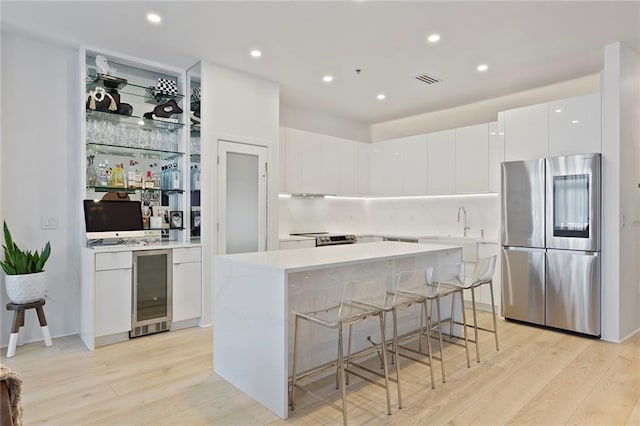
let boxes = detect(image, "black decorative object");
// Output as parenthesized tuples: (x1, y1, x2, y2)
(170, 211, 183, 229)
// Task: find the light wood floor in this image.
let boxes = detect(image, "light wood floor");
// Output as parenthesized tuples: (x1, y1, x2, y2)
(1, 312, 639, 425)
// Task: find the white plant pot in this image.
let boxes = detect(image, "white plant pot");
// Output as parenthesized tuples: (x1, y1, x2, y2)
(4, 271, 47, 304)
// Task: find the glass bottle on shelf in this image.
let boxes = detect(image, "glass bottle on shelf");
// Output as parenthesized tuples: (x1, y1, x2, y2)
(128, 160, 138, 189)
(86, 155, 97, 187)
(191, 164, 201, 190)
(152, 163, 161, 189)
(172, 162, 181, 189)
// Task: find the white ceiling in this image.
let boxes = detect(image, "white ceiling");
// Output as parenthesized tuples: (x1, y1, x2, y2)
(2, 1, 639, 125)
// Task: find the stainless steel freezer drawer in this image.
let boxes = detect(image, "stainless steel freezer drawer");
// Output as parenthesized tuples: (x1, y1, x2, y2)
(501, 247, 545, 325)
(546, 249, 600, 336)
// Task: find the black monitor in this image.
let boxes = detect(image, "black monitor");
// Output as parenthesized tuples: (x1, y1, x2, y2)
(83, 199, 144, 239)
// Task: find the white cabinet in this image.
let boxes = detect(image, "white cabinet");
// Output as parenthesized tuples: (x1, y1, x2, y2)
(279, 239, 316, 250)
(369, 139, 403, 196)
(401, 134, 428, 195)
(283, 128, 363, 196)
(427, 129, 456, 194)
(278, 127, 287, 193)
(336, 138, 360, 196)
(172, 247, 202, 323)
(475, 242, 501, 311)
(488, 121, 505, 193)
(355, 236, 384, 244)
(94, 252, 132, 337)
(455, 123, 489, 193)
(358, 143, 370, 196)
(549, 93, 601, 156)
(284, 128, 304, 194)
(504, 102, 549, 161)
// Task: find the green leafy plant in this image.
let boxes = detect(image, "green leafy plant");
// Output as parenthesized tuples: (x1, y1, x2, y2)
(0, 221, 51, 275)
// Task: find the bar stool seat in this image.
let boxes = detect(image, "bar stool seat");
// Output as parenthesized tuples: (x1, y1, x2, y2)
(6, 299, 53, 358)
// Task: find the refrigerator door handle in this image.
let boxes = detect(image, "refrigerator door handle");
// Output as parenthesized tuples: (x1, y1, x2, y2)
(547, 249, 599, 256)
(503, 246, 546, 252)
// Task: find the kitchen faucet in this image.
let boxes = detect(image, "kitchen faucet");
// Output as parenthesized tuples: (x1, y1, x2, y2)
(457, 206, 470, 237)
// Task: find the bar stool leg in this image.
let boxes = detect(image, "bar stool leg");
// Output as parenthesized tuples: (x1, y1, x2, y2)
(489, 280, 500, 351)
(423, 300, 435, 389)
(290, 315, 300, 410)
(378, 314, 391, 415)
(36, 306, 53, 347)
(391, 309, 403, 408)
(337, 324, 347, 426)
(470, 287, 480, 363)
(459, 290, 471, 368)
(345, 324, 353, 386)
(435, 297, 445, 383)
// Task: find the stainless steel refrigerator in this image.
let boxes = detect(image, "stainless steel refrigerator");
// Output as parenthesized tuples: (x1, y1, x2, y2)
(501, 153, 601, 336)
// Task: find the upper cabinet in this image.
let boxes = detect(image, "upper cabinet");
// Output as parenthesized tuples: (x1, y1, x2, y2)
(504, 93, 601, 161)
(455, 123, 489, 193)
(548, 93, 602, 156)
(283, 128, 362, 196)
(369, 139, 404, 196)
(427, 129, 456, 195)
(401, 135, 428, 195)
(504, 102, 549, 161)
(488, 119, 505, 193)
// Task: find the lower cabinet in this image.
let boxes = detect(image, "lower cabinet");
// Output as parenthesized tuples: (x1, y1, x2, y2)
(94, 252, 132, 337)
(279, 239, 316, 250)
(474, 242, 502, 311)
(356, 236, 384, 243)
(172, 247, 202, 323)
(87, 246, 202, 349)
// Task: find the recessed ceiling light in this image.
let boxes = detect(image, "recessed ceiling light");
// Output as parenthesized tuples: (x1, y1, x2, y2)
(490, 132, 497, 135)
(555, 109, 563, 113)
(499, 132, 504, 135)
(250, 49, 262, 58)
(571, 120, 580, 124)
(377, 94, 386, 100)
(323, 75, 334, 83)
(147, 13, 161, 24)
(138, 120, 145, 125)
(477, 64, 489, 72)
(427, 34, 441, 43)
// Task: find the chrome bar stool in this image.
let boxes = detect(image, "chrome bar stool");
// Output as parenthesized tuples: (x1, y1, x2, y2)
(445, 255, 499, 363)
(397, 268, 470, 384)
(289, 278, 392, 426)
(348, 270, 435, 412)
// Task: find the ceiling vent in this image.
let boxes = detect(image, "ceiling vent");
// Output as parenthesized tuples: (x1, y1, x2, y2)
(415, 73, 442, 85)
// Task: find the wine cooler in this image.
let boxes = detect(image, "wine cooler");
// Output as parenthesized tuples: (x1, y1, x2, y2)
(131, 249, 172, 337)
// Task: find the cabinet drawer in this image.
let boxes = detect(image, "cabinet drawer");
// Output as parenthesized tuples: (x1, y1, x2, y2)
(173, 247, 201, 264)
(95, 251, 132, 271)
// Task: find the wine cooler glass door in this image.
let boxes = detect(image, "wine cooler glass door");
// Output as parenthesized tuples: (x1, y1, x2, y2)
(132, 249, 172, 336)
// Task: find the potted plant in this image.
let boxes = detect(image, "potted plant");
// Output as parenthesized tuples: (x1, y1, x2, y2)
(0, 221, 51, 304)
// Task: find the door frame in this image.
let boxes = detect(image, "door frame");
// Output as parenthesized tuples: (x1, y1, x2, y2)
(216, 140, 268, 254)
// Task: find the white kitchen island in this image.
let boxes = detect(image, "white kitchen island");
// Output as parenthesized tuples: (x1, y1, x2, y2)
(213, 241, 462, 419)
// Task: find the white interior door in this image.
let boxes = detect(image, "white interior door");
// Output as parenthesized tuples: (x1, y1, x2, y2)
(217, 141, 268, 254)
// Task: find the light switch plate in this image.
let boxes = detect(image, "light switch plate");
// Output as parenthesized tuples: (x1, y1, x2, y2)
(41, 216, 58, 229)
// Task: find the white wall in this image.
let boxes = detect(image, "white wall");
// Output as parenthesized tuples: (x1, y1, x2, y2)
(602, 42, 640, 342)
(201, 62, 280, 326)
(0, 31, 81, 345)
(371, 74, 600, 142)
(279, 195, 499, 242)
(280, 104, 371, 143)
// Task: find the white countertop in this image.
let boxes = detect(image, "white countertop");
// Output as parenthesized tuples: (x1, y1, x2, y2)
(87, 241, 202, 253)
(216, 241, 460, 272)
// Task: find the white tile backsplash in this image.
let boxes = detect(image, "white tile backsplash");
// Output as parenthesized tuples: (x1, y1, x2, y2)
(279, 195, 500, 240)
